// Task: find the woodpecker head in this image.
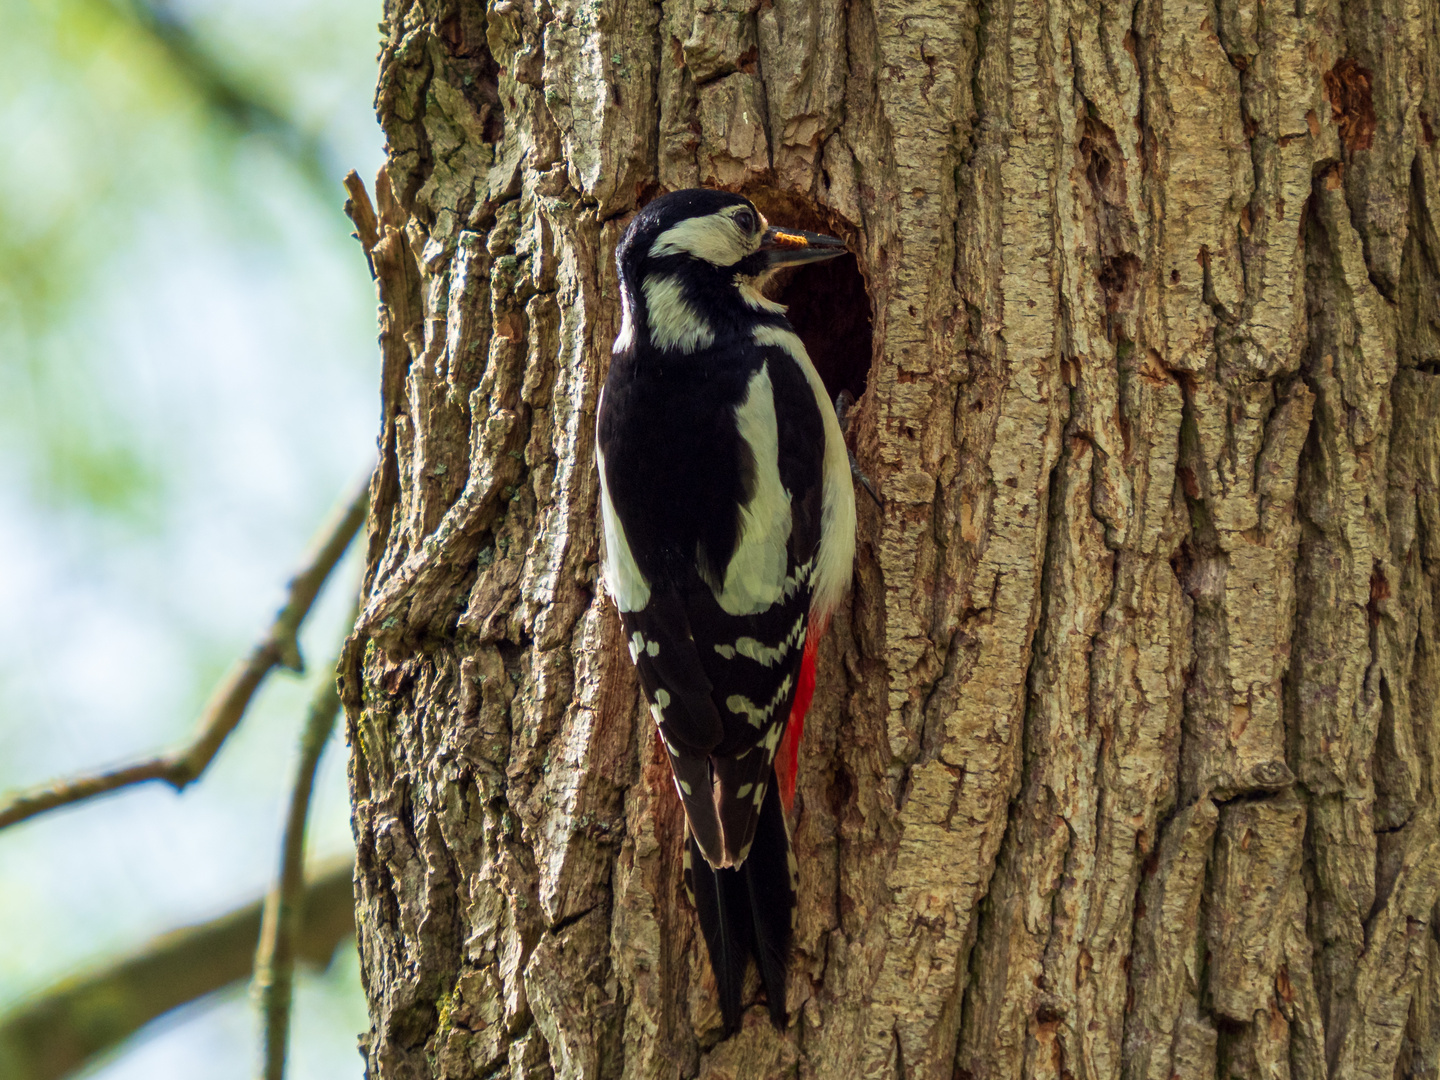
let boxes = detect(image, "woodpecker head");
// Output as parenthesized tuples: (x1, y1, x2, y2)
(613, 189, 847, 355)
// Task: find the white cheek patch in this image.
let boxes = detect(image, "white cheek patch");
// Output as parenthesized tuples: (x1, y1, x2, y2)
(595, 436, 652, 613)
(642, 275, 715, 353)
(705, 362, 792, 615)
(651, 214, 750, 265)
(751, 324, 857, 622)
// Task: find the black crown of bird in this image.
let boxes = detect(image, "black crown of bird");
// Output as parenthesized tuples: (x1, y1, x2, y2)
(595, 187, 857, 1033)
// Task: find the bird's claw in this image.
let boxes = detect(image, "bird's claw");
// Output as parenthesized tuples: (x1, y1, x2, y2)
(834, 391, 884, 510)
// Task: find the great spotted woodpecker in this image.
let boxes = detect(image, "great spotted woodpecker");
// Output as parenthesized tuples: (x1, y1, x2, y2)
(596, 188, 857, 1032)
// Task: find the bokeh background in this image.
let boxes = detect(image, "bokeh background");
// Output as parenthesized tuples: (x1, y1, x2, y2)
(0, 0, 385, 1074)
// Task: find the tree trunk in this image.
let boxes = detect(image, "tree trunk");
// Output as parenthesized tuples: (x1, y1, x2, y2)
(339, 0, 1440, 1075)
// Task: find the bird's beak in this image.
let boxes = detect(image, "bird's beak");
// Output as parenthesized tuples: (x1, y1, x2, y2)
(756, 225, 848, 269)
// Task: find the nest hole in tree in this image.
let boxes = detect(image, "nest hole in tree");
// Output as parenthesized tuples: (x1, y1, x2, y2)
(748, 192, 874, 407)
(773, 252, 874, 406)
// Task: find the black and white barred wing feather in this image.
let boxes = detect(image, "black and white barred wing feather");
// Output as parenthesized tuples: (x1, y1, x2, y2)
(595, 350, 821, 870)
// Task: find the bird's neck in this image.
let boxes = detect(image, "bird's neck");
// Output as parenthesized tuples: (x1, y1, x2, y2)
(615, 266, 788, 360)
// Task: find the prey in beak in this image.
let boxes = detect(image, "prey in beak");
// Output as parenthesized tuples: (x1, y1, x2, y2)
(755, 225, 848, 271)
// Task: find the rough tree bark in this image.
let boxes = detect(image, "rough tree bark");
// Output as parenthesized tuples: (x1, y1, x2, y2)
(338, 0, 1440, 1076)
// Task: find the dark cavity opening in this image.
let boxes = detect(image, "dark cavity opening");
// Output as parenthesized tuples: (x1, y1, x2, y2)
(775, 252, 874, 406)
(748, 192, 874, 407)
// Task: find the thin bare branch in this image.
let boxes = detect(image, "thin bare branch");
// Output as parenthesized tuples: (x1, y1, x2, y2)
(342, 171, 380, 269)
(0, 858, 355, 1080)
(253, 654, 345, 1080)
(0, 480, 369, 831)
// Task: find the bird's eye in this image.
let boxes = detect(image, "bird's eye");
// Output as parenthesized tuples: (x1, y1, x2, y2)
(734, 209, 756, 234)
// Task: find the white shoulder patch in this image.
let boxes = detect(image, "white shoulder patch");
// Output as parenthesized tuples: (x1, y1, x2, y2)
(751, 324, 857, 621)
(595, 406, 652, 612)
(705, 361, 793, 616)
(643, 275, 716, 353)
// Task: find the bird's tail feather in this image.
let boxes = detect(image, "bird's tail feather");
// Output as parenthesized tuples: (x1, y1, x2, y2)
(686, 775, 796, 1033)
(743, 779, 795, 1024)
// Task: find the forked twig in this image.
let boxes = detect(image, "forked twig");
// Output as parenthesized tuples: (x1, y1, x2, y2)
(0, 480, 369, 831)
